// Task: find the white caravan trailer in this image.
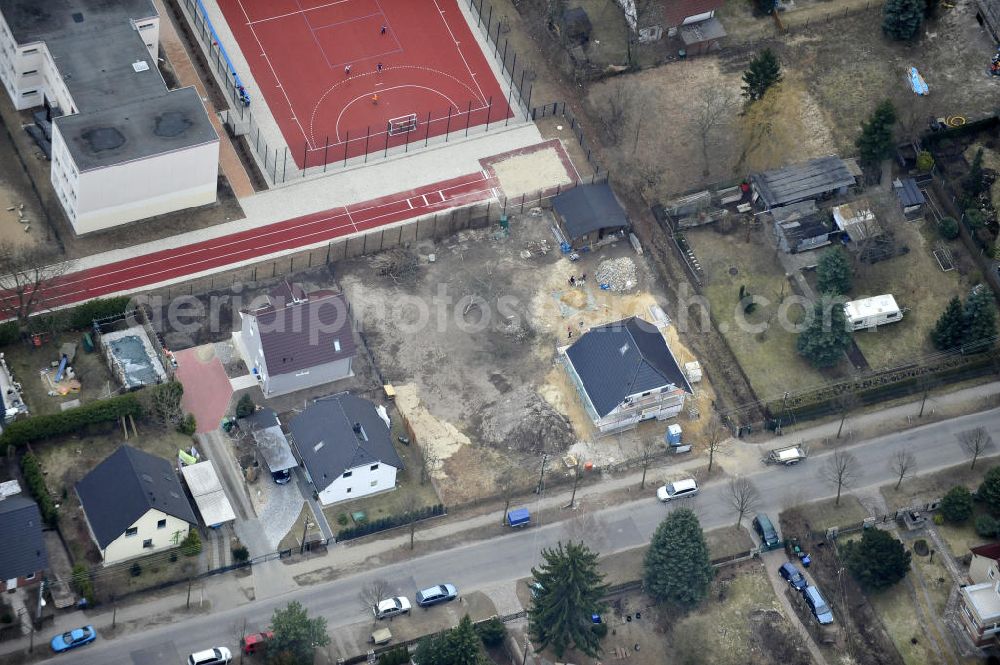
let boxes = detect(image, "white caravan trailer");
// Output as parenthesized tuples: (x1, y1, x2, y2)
(843, 294, 902, 331)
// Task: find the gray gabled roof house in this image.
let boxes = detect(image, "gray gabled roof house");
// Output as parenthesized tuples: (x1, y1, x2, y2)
(76, 445, 197, 565)
(750, 156, 856, 211)
(0, 493, 48, 591)
(563, 317, 692, 434)
(552, 182, 629, 250)
(289, 393, 402, 506)
(237, 284, 356, 398)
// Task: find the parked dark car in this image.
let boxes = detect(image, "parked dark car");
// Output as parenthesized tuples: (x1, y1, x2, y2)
(778, 562, 807, 591)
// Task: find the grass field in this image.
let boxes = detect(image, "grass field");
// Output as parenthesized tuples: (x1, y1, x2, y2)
(686, 227, 837, 399)
(788, 495, 870, 533)
(880, 458, 998, 513)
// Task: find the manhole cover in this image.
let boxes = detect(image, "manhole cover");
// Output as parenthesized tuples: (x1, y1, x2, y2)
(729, 266, 739, 276)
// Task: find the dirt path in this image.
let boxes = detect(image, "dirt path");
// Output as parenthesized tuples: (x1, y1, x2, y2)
(761, 549, 829, 665)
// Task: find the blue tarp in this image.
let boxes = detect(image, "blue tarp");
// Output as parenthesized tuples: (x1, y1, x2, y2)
(507, 508, 530, 527)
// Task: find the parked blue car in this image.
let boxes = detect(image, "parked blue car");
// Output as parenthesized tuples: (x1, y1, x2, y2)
(51, 625, 97, 652)
(779, 562, 808, 591)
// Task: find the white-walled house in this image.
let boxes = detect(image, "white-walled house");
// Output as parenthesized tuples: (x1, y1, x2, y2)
(75, 445, 197, 565)
(563, 317, 692, 435)
(237, 285, 356, 398)
(289, 393, 402, 506)
(0, 0, 218, 234)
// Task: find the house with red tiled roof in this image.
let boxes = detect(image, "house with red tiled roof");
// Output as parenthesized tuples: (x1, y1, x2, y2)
(236, 282, 356, 398)
(958, 542, 1000, 646)
(662, 0, 724, 32)
(618, 0, 726, 51)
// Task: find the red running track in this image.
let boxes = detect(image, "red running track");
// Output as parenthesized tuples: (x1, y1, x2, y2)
(33, 172, 496, 310)
(219, 0, 513, 167)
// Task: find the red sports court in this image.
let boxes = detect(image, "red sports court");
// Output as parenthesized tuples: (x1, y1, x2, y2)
(218, 0, 514, 167)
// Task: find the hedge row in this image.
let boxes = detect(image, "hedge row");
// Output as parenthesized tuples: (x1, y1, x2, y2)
(20, 453, 57, 526)
(0, 392, 143, 450)
(337, 504, 445, 541)
(0, 296, 134, 346)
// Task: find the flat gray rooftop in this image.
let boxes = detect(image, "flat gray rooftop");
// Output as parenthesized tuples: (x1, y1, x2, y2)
(56, 86, 219, 170)
(1, 0, 217, 170)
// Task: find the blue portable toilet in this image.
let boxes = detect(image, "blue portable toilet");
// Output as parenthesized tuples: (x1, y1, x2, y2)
(665, 424, 683, 446)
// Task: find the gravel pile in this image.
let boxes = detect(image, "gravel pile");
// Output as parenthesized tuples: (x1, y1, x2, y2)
(596, 257, 638, 292)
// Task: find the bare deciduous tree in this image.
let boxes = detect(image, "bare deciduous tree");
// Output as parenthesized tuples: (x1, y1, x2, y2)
(958, 427, 994, 470)
(704, 417, 727, 473)
(418, 444, 439, 486)
(727, 476, 760, 528)
(359, 579, 390, 620)
(139, 382, 185, 430)
(561, 505, 600, 547)
(835, 392, 860, 439)
(601, 79, 634, 144)
(819, 450, 860, 506)
(496, 464, 518, 526)
(888, 450, 917, 490)
(0, 242, 70, 333)
(396, 492, 422, 550)
(638, 435, 658, 490)
(690, 87, 736, 177)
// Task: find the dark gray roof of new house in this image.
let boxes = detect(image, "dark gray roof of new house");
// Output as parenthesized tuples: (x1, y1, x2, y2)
(248, 291, 356, 377)
(750, 156, 856, 209)
(289, 393, 402, 491)
(75, 445, 197, 549)
(0, 0, 218, 170)
(0, 495, 47, 580)
(894, 178, 926, 207)
(552, 182, 628, 240)
(240, 408, 298, 473)
(565, 317, 691, 418)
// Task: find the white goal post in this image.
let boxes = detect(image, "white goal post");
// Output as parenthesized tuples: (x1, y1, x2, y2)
(387, 114, 417, 135)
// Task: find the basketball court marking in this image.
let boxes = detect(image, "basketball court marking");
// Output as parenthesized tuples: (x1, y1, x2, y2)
(429, 0, 485, 102)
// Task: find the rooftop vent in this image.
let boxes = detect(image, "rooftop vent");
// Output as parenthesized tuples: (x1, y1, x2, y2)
(141, 473, 153, 484)
(314, 441, 325, 452)
(334, 339, 341, 352)
(619, 343, 630, 356)
(132, 60, 150, 73)
(352, 423, 362, 434)
(72, 12, 84, 23)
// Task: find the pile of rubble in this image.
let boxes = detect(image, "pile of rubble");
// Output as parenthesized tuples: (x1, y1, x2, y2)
(478, 386, 574, 453)
(595, 257, 638, 292)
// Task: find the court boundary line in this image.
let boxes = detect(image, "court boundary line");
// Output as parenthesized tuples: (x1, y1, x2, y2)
(429, 0, 486, 102)
(246, 0, 355, 25)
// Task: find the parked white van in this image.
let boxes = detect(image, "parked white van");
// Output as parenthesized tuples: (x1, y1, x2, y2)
(656, 478, 699, 502)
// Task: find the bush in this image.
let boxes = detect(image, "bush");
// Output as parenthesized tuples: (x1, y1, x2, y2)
(476, 617, 507, 647)
(938, 216, 959, 240)
(177, 413, 197, 436)
(20, 453, 58, 526)
(336, 513, 349, 526)
(130, 562, 142, 577)
(71, 564, 94, 604)
(979, 467, 1000, 515)
(378, 645, 409, 665)
(232, 545, 249, 563)
(965, 208, 986, 230)
(68, 297, 133, 330)
(591, 622, 609, 639)
(976, 514, 999, 538)
(0, 613, 10, 624)
(181, 530, 202, 557)
(932, 513, 945, 525)
(916, 150, 934, 172)
(940, 486, 974, 523)
(1, 392, 142, 450)
(337, 504, 446, 541)
(235, 393, 256, 419)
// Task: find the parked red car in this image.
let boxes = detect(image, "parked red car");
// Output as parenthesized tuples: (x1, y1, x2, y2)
(241, 631, 274, 655)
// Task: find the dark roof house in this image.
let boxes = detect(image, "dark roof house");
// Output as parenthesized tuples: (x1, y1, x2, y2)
(289, 393, 403, 502)
(552, 182, 629, 248)
(662, 0, 725, 27)
(75, 445, 197, 550)
(750, 156, 856, 211)
(565, 317, 692, 421)
(893, 177, 926, 214)
(0, 495, 47, 586)
(771, 200, 834, 253)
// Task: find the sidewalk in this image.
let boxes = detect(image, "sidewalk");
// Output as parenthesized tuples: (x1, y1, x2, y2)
(2, 379, 998, 658)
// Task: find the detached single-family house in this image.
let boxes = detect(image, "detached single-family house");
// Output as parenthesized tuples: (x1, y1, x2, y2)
(0, 485, 47, 592)
(76, 445, 197, 565)
(750, 156, 857, 212)
(958, 543, 1000, 646)
(237, 283, 356, 398)
(289, 393, 402, 506)
(771, 200, 835, 254)
(552, 182, 629, 251)
(617, 0, 724, 43)
(563, 317, 692, 434)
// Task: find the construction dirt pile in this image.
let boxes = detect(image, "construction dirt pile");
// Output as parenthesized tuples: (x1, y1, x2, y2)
(595, 257, 638, 292)
(478, 386, 575, 453)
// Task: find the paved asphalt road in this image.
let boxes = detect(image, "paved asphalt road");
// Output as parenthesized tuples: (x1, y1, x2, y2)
(41, 408, 1000, 665)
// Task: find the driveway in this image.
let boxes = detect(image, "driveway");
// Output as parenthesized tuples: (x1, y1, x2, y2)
(174, 345, 233, 433)
(761, 549, 830, 665)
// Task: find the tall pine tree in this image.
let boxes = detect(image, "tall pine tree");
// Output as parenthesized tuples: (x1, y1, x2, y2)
(882, 0, 924, 39)
(964, 287, 998, 349)
(856, 100, 897, 165)
(816, 249, 852, 296)
(529, 542, 608, 658)
(930, 296, 965, 350)
(644, 508, 714, 608)
(742, 49, 782, 103)
(797, 296, 853, 368)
